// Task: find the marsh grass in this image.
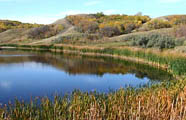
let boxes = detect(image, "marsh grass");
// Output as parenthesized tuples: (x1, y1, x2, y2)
(0, 44, 186, 120)
(0, 79, 185, 120)
(2, 44, 186, 76)
(1, 44, 186, 76)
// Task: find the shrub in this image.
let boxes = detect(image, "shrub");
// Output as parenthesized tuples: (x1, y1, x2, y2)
(174, 17, 186, 25)
(174, 25, 186, 38)
(53, 24, 64, 33)
(66, 14, 151, 36)
(100, 26, 121, 37)
(0, 28, 5, 33)
(168, 15, 186, 25)
(86, 23, 99, 33)
(128, 33, 176, 49)
(124, 23, 136, 33)
(0, 20, 42, 33)
(53, 33, 102, 44)
(92, 12, 105, 18)
(152, 36, 175, 49)
(28, 25, 51, 39)
(28, 25, 64, 39)
(146, 19, 172, 30)
(76, 21, 99, 34)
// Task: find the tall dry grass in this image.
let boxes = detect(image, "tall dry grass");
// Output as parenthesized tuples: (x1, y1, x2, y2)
(0, 79, 185, 120)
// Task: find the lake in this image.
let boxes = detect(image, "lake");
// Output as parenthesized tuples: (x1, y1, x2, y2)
(0, 49, 173, 103)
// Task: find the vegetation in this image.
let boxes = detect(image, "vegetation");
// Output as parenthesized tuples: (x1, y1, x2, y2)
(53, 33, 102, 44)
(1, 44, 186, 76)
(174, 25, 186, 38)
(0, 78, 185, 120)
(146, 19, 172, 30)
(1, 14, 186, 45)
(66, 13, 151, 37)
(139, 15, 186, 31)
(28, 24, 64, 39)
(1, 13, 186, 120)
(65, 14, 186, 37)
(0, 44, 186, 119)
(100, 26, 121, 37)
(0, 20, 42, 33)
(165, 15, 186, 25)
(126, 33, 176, 49)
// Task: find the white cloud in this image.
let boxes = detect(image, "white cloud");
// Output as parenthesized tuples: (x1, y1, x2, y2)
(1, 10, 90, 24)
(1, 9, 119, 24)
(104, 9, 117, 15)
(1, 15, 58, 24)
(159, 0, 182, 3)
(58, 9, 118, 16)
(57, 10, 87, 16)
(84, 1, 101, 6)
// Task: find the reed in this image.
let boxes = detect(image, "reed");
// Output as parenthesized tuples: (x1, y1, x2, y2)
(1, 44, 186, 76)
(0, 79, 185, 120)
(0, 44, 186, 119)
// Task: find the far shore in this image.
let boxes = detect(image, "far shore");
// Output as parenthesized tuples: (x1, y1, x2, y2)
(0, 46, 16, 49)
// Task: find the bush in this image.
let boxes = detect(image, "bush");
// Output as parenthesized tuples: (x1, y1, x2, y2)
(171, 16, 186, 25)
(124, 23, 136, 33)
(128, 33, 176, 49)
(174, 25, 186, 38)
(66, 14, 151, 36)
(100, 26, 121, 37)
(146, 19, 172, 30)
(76, 21, 99, 34)
(53, 33, 102, 44)
(0, 20, 42, 33)
(28, 25, 64, 39)
(28, 25, 50, 39)
(92, 12, 105, 18)
(86, 23, 99, 33)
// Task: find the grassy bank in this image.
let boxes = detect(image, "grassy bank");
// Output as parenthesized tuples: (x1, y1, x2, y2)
(0, 44, 186, 120)
(1, 44, 186, 76)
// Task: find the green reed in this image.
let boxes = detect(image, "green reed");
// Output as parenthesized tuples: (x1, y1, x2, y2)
(1, 44, 186, 76)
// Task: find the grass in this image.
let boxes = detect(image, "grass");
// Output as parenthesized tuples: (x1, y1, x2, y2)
(0, 79, 185, 120)
(1, 43, 186, 76)
(0, 44, 186, 119)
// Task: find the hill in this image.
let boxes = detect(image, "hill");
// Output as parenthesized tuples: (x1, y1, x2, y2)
(0, 20, 41, 33)
(0, 13, 186, 51)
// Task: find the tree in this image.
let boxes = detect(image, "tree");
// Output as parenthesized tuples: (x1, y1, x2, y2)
(94, 12, 105, 18)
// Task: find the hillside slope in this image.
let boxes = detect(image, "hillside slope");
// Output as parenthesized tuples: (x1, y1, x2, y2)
(30, 19, 78, 44)
(0, 18, 72, 44)
(0, 14, 186, 46)
(0, 28, 30, 44)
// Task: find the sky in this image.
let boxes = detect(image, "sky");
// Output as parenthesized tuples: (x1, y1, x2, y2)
(0, 0, 186, 24)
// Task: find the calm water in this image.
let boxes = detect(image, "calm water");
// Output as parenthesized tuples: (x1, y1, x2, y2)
(0, 50, 172, 103)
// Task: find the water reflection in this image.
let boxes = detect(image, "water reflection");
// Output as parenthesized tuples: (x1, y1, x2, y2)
(0, 50, 172, 103)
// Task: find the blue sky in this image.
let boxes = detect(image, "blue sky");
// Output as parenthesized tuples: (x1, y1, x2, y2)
(0, 0, 186, 24)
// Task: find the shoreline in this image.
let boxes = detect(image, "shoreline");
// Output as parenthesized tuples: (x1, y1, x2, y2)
(0, 45, 169, 70)
(0, 44, 186, 119)
(1, 44, 186, 79)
